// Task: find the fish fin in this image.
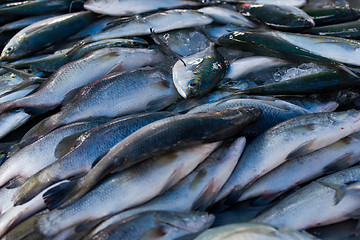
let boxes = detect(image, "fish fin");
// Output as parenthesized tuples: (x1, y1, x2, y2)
(251, 191, 285, 206)
(286, 138, 316, 159)
(61, 87, 82, 108)
(223, 185, 246, 207)
(4, 214, 44, 240)
(337, 64, 359, 78)
(323, 152, 354, 174)
(145, 96, 173, 112)
(150, 28, 185, 65)
(4, 176, 27, 189)
(64, 37, 91, 58)
(318, 181, 346, 205)
(103, 15, 141, 31)
(23, 105, 56, 115)
(54, 132, 84, 159)
(20, 117, 58, 145)
(106, 63, 125, 75)
(43, 180, 79, 210)
(192, 179, 217, 211)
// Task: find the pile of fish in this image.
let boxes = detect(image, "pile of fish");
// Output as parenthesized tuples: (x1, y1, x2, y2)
(1, 0, 360, 239)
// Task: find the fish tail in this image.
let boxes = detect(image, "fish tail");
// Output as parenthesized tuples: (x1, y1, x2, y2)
(20, 115, 60, 146)
(43, 180, 79, 210)
(3, 214, 45, 240)
(318, 181, 346, 205)
(13, 175, 46, 206)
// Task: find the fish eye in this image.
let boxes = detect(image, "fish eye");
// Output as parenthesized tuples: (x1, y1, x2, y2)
(189, 82, 199, 88)
(5, 46, 14, 54)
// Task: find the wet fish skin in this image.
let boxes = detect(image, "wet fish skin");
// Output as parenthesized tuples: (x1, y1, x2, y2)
(10, 38, 149, 72)
(85, 137, 245, 238)
(88, 211, 214, 240)
(219, 30, 360, 68)
(305, 7, 360, 26)
(21, 67, 177, 143)
(0, 14, 58, 33)
(236, 0, 307, 8)
(242, 4, 315, 31)
(251, 166, 360, 229)
(173, 44, 228, 99)
(0, 11, 97, 61)
(319, 181, 360, 205)
(0, 47, 164, 117)
(0, 109, 30, 140)
(187, 98, 310, 136)
(240, 131, 360, 204)
(42, 106, 261, 210)
(305, 20, 360, 40)
(198, 6, 258, 28)
(0, 120, 108, 189)
(215, 110, 360, 206)
(78, 10, 213, 45)
(0, 0, 74, 15)
(13, 112, 176, 206)
(237, 70, 360, 96)
(7, 143, 221, 238)
(193, 223, 319, 240)
(84, 0, 200, 16)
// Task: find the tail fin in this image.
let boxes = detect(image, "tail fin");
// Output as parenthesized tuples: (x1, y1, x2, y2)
(20, 115, 60, 147)
(318, 181, 346, 205)
(3, 214, 45, 240)
(43, 180, 79, 210)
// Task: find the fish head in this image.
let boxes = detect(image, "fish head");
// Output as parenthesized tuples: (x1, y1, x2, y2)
(156, 211, 215, 233)
(330, 110, 360, 126)
(0, 43, 18, 61)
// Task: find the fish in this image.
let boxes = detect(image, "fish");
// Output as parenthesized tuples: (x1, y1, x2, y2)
(0, 180, 68, 238)
(215, 110, 360, 207)
(0, 11, 97, 61)
(237, 70, 360, 95)
(84, 0, 201, 16)
(240, 132, 360, 204)
(0, 0, 74, 15)
(42, 106, 261, 210)
(187, 98, 310, 136)
(219, 56, 288, 87)
(251, 165, 360, 229)
(18, 67, 179, 141)
(84, 137, 245, 239)
(10, 38, 149, 72)
(71, 10, 213, 50)
(5, 143, 221, 239)
(305, 7, 360, 26)
(86, 211, 214, 240)
(0, 119, 108, 189)
(0, 14, 58, 33)
(193, 223, 319, 240)
(198, 6, 258, 28)
(241, 4, 315, 31)
(319, 181, 360, 205)
(237, 0, 308, 8)
(0, 109, 30, 140)
(12, 112, 176, 205)
(172, 43, 228, 98)
(219, 30, 360, 69)
(0, 47, 164, 117)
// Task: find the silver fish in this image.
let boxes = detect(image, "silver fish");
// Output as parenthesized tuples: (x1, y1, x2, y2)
(252, 166, 360, 229)
(240, 132, 360, 204)
(84, 0, 200, 16)
(5, 143, 220, 239)
(85, 137, 245, 238)
(216, 110, 360, 206)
